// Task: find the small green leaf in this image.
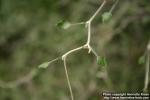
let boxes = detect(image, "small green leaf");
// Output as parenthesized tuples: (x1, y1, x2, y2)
(102, 12, 112, 23)
(138, 55, 145, 64)
(56, 20, 71, 29)
(97, 56, 107, 66)
(38, 62, 50, 69)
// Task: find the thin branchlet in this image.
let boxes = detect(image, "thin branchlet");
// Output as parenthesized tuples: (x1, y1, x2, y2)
(109, 0, 119, 13)
(143, 40, 150, 92)
(62, 0, 106, 60)
(0, 0, 121, 99)
(0, 0, 113, 99)
(38, 0, 119, 99)
(47, 0, 107, 99)
(63, 58, 74, 100)
(61, 1, 107, 99)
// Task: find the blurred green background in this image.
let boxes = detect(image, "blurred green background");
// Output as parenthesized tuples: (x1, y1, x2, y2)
(0, 0, 149, 100)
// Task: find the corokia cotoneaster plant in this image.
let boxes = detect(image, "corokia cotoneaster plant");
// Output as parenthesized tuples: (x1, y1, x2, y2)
(38, 0, 119, 100)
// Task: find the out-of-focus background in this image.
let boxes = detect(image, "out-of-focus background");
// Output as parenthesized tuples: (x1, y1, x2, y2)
(0, 0, 149, 100)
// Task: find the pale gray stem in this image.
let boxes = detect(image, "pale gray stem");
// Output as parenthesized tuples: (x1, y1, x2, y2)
(62, 45, 85, 60)
(89, 0, 106, 22)
(63, 58, 74, 100)
(87, 22, 91, 45)
(70, 22, 85, 26)
(109, 0, 119, 13)
(144, 42, 150, 91)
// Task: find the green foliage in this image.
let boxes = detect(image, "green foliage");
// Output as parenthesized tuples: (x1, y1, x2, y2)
(138, 55, 146, 64)
(97, 56, 107, 66)
(102, 12, 112, 23)
(0, 0, 150, 100)
(38, 61, 50, 68)
(56, 20, 71, 29)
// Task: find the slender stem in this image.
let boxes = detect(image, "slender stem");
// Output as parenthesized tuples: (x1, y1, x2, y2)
(86, 22, 91, 46)
(90, 46, 99, 57)
(62, 0, 107, 58)
(89, 0, 106, 22)
(63, 58, 74, 100)
(70, 22, 85, 26)
(144, 52, 149, 91)
(144, 42, 150, 91)
(85, 0, 106, 54)
(109, 0, 119, 13)
(46, 1, 108, 99)
(48, 57, 61, 64)
(62, 45, 86, 60)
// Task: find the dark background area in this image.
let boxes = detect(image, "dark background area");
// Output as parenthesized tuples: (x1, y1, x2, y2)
(0, 0, 149, 100)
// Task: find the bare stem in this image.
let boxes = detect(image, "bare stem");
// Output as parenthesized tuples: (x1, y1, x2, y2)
(62, 45, 86, 60)
(63, 58, 74, 100)
(62, 0, 107, 59)
(89, 0, 106, 22)
(144, 41, 150, 91)
(109, 0, 119, 13)
(42, 0, 107, 99)
(90, 46, 99, 57)
(49, 57, 61, 64)
(86, 22, 91, 45)
(70, 22, 86, 26)
(60, 1, 107, 98)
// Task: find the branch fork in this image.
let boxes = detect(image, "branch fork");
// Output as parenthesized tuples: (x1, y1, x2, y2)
(62, 0, 106, 61)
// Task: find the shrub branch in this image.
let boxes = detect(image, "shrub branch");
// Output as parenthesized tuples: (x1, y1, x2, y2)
(144, 40, 150, 92)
